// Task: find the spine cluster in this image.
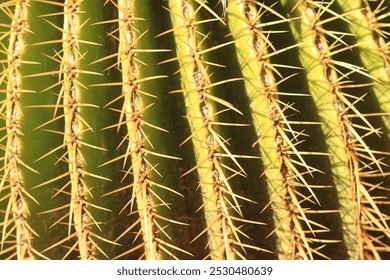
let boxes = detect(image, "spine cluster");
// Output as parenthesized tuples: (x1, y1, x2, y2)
(61, 0, 94, 259)
(170, 0, 256, 259)
(361, 0, 390, 76)
(118, 0, 161, 259)
(2, 0, 34, 260)
(302, 0, 389, 259)
(0, 0, 388, 260)
(229, 0, 326, 259)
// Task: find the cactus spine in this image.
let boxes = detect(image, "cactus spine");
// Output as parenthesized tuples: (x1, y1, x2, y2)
(0, 0, 389, 260)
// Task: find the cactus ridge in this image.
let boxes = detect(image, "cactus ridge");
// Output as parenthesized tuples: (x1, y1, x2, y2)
(167, 0, 271, 260)
(0, 0, 389, 260)
(0, 0, 39, 260)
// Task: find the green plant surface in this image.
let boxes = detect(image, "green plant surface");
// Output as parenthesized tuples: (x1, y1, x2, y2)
(226, 0, 341, 260)
(0, 0, 11, 259)
(0, 0, 389, 260)
(167, 0, 273, 260)
(273, 0, 390, 259)
(0, 0, 72, 259)
(96, 0, 203, 260)
(277, 0, 376, 260)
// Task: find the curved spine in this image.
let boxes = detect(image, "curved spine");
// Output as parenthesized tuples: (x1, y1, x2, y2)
(94, 0, 193, 260)
(0, 0, 69, 259)
(29, 0, 131, 259)
(337, 0, 390, 138)
(167, 0, 268, 260)
(361, 0, 390, 77)
(280, 0, 390, 259)
(227, 0, 335, 260)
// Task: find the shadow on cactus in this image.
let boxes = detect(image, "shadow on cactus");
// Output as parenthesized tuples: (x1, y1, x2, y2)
(0, 0, 389, 260)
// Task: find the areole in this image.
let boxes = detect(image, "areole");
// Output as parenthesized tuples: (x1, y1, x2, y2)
(0, 0, 389, 260)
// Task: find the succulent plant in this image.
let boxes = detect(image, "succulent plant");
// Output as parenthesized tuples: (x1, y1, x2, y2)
(0, 0, 389, 260)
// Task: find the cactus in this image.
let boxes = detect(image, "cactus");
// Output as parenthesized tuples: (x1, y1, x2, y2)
(0, 0, 389, 260)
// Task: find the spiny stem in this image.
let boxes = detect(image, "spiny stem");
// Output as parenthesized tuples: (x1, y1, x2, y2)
(118, 0, 162, 259)
(339, 0, 390, 138)
(361, 0, 390, 76)
(168, 0, 262, 260)
(227, 0, 329, 260)
(335, 0, 390, 257)
(282, 0, 390, 259)
(2, 0, 35, 260)
(106, 0, 192, 260)
(53, 0, 131, 260)
(2, 0, 83, 260)
(61, 0, 94, 259)
(0, 0, 14, 260)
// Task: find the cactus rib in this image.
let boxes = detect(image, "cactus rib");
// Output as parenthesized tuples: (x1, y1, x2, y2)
(0, 0, 389, 260)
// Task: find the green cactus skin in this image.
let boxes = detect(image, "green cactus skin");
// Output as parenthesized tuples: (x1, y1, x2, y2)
(225, 0, 342, 260)
(167, 0, 272, 260)
(0, 0, 73, 259)
(0, 0, 389, 260)
(0, 0, 12, 259)
(270, 0, 390, 259)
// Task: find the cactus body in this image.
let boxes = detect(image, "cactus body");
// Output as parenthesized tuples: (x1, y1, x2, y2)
(0, 0, 389, 260)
